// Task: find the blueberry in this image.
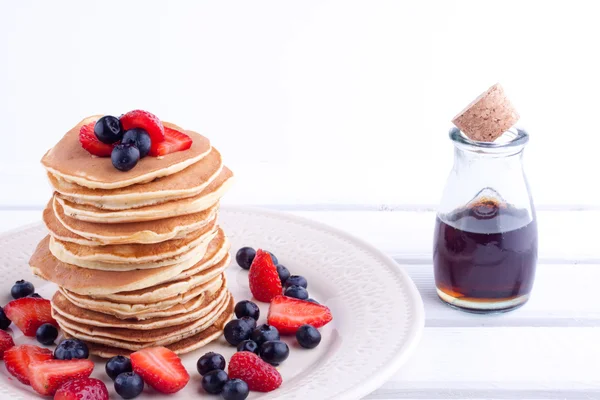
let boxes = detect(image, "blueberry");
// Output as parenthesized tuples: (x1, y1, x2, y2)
(235, 247, 256, 270)
(28, 293, 42, 298)
(0, 307, 11, 330)
(202, 369, 228, 394)
(197, 352, 226, 376)
(284, 275, 307, 289)
(223, 319, 253, 346)
(54, 338, 89, 360)
(236, 340, 259, 354)
(221, 378, 249, 400)
(106, 355, 133, 381)
(276, 264, 290, 285)
(11, 280, 34, 299)
(234, 300, 260, 320)
(284, 285, 309, 300)
(94, 115, 124, 144)
(307, 298, 319, 304)
(239, 316, 257, 330)
(111, 144, 140, 172)
(114, 371, 144, 399)
(122, 128, 151, 158)
(35, 323, 58, 345)
(250, 324, 280, 347)
(259, 340, 289, 366)
(296, 324, 321, 349)
(267, 251, 278, 265)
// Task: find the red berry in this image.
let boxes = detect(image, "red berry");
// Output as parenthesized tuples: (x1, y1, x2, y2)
(3, 345, 53, 385)
(0, 330, 14, 360)
(120, 110, 165, 154)
(249, 249, 283, 302)
(228, 351, 282, 392)
(267, 295, 333, 335)
(148, 126, 192, 157)
(29, 359, 94, 396)
(130, 346, 189, 394)
(3, 297, 57, 337)
(79, 122, 116, 157)
(54, 377, 109, 400)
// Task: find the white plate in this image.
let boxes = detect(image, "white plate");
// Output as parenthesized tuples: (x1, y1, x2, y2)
(0, 206, 424, 400)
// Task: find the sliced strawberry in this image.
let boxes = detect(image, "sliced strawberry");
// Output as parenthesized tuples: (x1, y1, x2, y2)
(249, 249, 283, 302)
(79, 122, 116, 157)
(120, 110, 165, 152)
(228, 351, 282, 392)
(130, 346, 189, 394)
(4, 345, 53, 385)
(0, 330, 14, 360)
(29, 359, 94, 396)
(54, 377, 109, 400)
(267, 295, 333, 335)
(148, 126, 192, 157)
(3, 297, 57, 337)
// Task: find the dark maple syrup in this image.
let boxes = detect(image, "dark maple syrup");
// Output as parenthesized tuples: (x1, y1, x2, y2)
(433, 198, 538, 312)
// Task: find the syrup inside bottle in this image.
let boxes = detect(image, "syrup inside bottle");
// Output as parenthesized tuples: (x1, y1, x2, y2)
(433, 196, 538, 310)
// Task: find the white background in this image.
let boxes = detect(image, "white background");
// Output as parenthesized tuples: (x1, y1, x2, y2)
(1, 0, 598, 209)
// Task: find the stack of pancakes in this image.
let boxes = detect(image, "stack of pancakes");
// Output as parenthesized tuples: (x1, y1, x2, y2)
(28, 117, 235, 358)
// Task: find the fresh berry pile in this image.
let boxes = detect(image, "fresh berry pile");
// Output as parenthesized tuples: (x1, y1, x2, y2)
(78, 110, 193, 172)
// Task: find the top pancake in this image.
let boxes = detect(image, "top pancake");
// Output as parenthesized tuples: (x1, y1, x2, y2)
(42, 116, 212, 190)
(48, 146, 223, 210)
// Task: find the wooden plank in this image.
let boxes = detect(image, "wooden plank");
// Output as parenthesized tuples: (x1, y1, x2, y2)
(368, 327, 600, 399)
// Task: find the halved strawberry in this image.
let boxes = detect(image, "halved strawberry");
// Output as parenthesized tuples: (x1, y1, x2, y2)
(228, 351, 282, 392)
(120, 110, 165, 152)
(249, 249, 283, 302)
(267, 295, 333, 334)
(3, 297, 57, 337)
(54, 377, 109, 400)
(0, 330, 14, 360)
(4, 345, 54, 385)
(29, 359, 94, 396)
(148, 126, 192, 157)
(130, 346, 189, 394)
(79, 122, 116, 157)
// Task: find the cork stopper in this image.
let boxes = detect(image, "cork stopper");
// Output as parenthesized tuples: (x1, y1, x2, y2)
(452, 83, 520, 142)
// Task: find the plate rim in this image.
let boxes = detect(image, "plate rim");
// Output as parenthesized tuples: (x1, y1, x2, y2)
(0, 205, 425, 400)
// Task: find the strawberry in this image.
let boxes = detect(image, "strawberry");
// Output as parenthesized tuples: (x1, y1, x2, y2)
(267, 295, 333, 335)
(0, 330, 14, 360)
(228, 351, 282, 392)
(148, 126, 192, 157)
(130, 346, 189, 394)
(249, 249, 283, 302)
(4, 345, 53, 385)
(54, 377, 109, 400)
(79, 122, 116, 157)
(120, 110, 165, 153)
(3, 297, 57, 337)
(29, 359, 94, 396)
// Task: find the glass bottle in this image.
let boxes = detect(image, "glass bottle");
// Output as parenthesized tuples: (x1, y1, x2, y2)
(433, 127, 538, 313)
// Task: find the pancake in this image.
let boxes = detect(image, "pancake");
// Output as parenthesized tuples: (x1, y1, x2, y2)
(48, 217, 217, 266)
(55, 294, 232, 348)
(68, 299, 233, 358)
(43, 199, 98, 246)
(97, 254, 230, 304)
(60, 273, 225, 320)
(56, 167, 234, 223)
(52, 195, 218, 245)
(49, 147, 223, 210)
(42, 116, 212, 190)
(52, 284, 228, 330)
(30, 229, 230, 295)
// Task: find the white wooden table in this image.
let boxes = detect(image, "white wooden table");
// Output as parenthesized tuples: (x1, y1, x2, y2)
(1, 207, 598, 399)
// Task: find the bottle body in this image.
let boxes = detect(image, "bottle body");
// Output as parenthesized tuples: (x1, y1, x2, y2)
(433, 128, 538, 313)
